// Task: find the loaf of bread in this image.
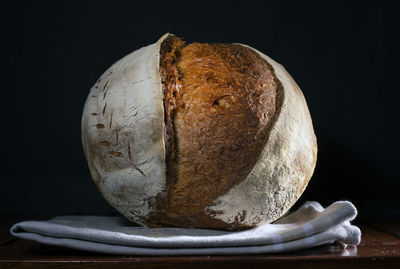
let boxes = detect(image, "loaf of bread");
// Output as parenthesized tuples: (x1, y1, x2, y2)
(81, 34, 317, 230)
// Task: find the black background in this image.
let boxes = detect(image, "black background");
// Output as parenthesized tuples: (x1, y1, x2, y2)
(2, 0, 399, 218)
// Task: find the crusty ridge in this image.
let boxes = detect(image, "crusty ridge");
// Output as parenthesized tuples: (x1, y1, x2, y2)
(159, 35, 185, 190)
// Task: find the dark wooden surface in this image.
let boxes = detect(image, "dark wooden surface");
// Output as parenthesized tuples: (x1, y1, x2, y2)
(1, 216, 399, 268)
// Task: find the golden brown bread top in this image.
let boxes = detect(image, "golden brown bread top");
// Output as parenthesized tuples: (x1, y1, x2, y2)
(156, 36, 283, 228)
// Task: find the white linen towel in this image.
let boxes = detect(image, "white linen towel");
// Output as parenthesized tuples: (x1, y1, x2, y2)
(10, 201, 361, 255)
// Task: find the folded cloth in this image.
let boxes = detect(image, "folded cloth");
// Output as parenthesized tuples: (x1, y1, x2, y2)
(10, 201, 361, 256)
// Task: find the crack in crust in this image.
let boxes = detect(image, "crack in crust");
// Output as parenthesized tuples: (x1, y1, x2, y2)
(159, 35, 185, 189)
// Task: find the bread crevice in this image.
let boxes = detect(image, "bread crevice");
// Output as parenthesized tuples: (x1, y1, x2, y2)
(159, 35, 185, 193)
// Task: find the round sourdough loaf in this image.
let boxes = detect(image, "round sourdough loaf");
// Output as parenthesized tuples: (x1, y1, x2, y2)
(81, 33, 317, 230)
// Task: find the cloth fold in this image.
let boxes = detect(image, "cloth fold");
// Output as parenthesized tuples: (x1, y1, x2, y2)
(10, 201, 361, 255)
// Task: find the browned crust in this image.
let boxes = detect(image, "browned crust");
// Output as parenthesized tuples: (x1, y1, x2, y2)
(153, 37, 283, 230)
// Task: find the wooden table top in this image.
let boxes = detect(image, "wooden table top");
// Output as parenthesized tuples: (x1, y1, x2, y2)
(1, 216, 399, 268)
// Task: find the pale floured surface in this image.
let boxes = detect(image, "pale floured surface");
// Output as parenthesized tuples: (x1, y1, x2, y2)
(207, 45, 318, 226)
(81, 34, 170, 225)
